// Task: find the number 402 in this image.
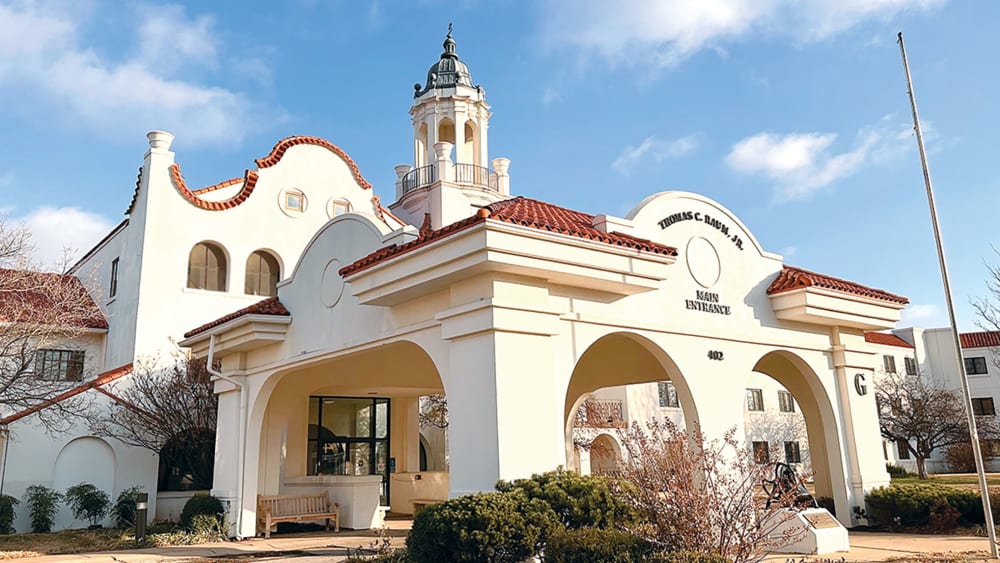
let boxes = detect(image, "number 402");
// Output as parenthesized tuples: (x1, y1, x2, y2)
(707, 350, 724, 361)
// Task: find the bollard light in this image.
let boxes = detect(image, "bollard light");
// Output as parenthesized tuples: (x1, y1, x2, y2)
(135, 492, 148, 544)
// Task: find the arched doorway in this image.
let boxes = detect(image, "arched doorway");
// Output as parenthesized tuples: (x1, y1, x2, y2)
(589, 433, 622, 475)
(252, 340, 448, 524)
(53, 437, 116, 529)
(751, 350, 848, 518)
(564, 332, 698, 472)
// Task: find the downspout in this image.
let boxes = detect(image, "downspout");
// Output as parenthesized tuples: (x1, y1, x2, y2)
(207, 334, 249, 539)
(0, 425, 9, 496)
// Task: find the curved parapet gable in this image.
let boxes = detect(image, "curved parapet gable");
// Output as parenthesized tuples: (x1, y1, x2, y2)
(168, 136, 372, 212)
(627, 191, 777, 259)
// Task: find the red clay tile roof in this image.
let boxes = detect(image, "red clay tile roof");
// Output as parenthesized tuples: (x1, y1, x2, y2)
(340, 196, 678, 277)
(0, 363, 133, 425)
(0, 269, 108, 329)
(960, 331, 1000, 349)
(183, 296, 290, 338)
(170, 136, 372, 212)
(767, 266, 909, 305)
(865, 332, 913, 348)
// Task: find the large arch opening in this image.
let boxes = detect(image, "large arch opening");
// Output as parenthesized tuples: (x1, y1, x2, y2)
(563, 332, 699, 472)
(751, 350, 848, 518)
(254, 340, 448, 525)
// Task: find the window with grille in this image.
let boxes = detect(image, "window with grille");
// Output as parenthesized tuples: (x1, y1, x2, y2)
(904, 356, 917, 376)
(965, 357, 988, 375)
(746, 388, 764, 411)
(784, 441, 801, 463)
(187, 242, 227, 291)
(883, 355, 897, 374)
(972, 397, 996, 416)
(658, 381, 679, 408)
(35, 349, 85, 381)
(778, 390, 795, 413)
(245, 250, 280, 296)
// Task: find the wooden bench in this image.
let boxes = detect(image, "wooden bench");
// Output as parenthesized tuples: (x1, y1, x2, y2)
(257, 492, 340, 538)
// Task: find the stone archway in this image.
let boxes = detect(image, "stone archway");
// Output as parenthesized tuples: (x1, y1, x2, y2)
(563, 332, 699, 471)
(589, 433, 622, 475)
(752, 350, 849, 519)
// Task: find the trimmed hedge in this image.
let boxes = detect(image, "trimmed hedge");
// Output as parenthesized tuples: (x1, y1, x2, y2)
(866, 484, 984, 528)
(407, 491, 558, 563)
(543, 527, 727, 563)
(544, 527, 656, 562)
(496, 468, 637, 530)
(180, 493, 225, 530)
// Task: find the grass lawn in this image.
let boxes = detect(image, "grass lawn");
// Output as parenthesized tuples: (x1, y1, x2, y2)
(0, 524, 226, 559)
(891, 473, 1000, 488)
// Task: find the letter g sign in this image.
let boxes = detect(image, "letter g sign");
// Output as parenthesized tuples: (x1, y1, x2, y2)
(854, 373, 868, 396)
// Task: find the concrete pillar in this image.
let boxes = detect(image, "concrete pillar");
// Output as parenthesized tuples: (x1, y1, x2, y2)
(439, 282, 565, 496)
(394, 164, 413, 199)
(491, 157, 510, 195)
(434, 142, 454, 183)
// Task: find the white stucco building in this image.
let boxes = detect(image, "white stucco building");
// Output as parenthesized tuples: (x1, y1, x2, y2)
(4, 28, 997, 539)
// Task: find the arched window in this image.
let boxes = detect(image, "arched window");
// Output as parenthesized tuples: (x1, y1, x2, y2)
(158, 429, 215, 492)
(245, 250, 280, 296)
(438, 118, 455, 145)
(187, 242, 227, 291)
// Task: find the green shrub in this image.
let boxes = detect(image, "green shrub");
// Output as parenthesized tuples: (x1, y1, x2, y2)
(65, 482, 111, 527)
(544, 527, 656, 562)
(25, 485, 62, 533)
(496, 468, 637, 530)
(866, 484, 983, 528)
(0, 494, 18, 534)
(180, 493, 225, 530)
(407, 491, 558, 563)
(112, 486, 144, 528)
(885, 463, 915, 478)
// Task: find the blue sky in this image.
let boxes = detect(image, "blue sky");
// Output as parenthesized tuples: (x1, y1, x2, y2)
(0, 0, 996, 331)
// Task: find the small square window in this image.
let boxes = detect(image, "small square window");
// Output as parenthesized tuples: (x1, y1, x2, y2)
(904, 357, 917, 376)
(896, 438, 911, 460)
(658, 381, 679, 408)
(972, 397, 996, 416)
(752, 441, 770, 463)
(35, 349, 85, 381)
(883, 355, 897, 374)
(965, 357, 988, 376)
(746, 389, 764, 412)
(285, 192, 303, 211)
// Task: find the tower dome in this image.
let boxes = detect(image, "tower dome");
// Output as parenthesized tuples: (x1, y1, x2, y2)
(414, 24, 477, 97)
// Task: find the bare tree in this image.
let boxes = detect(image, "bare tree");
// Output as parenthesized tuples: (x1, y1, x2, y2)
(972, 247, 1000, 336)
(0, 215, 104, 431)
(876, 370, 998, 479)
(419, 394, 448, 429)
(611, 419, 802, 563)
(88, 356, 217, 489)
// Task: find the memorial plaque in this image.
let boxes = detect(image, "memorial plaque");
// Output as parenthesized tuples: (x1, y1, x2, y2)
(803, 511, 841, 529)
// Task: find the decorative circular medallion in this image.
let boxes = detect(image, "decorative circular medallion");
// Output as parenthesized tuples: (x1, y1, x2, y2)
(320, 259, 344, 307)
(686, 236, 721, 289)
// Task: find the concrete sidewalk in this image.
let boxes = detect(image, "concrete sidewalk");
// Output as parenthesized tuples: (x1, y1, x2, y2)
(6, 526, 1000, 562)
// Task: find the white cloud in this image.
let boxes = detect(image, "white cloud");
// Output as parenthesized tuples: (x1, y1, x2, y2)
(15, 206, 114, 270)
(540, 0, 943, 69)
(0, 3, 271, 147)
(726, 117, 912, 201)
(779, 245, 798, 258)
(901, 303, 945, 326)
(612, 135, 699, 175)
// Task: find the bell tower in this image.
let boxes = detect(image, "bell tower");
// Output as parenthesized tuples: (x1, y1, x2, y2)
(391, 25, 510, 227)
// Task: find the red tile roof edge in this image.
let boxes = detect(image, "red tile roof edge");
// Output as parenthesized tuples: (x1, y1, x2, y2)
(183, 296, 290, 339)
(864, 332, 913, 348)
(255, 136, 373, 190)
(339, 197, 678, 277)
(0, 363, 133, 425)
(0, 269, 109, 329)
(169, 136, 372, 212)
(960, 330, 1000, 349)
(766, 265, 909, 305)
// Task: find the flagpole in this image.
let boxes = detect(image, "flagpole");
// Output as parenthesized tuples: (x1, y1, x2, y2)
(897, 31, 998, 557)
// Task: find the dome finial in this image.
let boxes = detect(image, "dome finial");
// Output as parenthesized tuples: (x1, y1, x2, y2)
(442, 22, 457, 58)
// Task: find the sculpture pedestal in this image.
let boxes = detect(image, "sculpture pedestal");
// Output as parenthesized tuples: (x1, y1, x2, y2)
(769, 508, 849, 555)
